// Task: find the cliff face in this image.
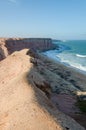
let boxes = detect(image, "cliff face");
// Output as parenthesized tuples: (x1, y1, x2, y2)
(0, 38, 57, 61)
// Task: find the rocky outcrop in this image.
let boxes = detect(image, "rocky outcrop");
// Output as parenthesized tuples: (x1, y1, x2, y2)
(0, 38, 8, 60)
(0, 38, 57, 61)
(0, 45, 8, 60)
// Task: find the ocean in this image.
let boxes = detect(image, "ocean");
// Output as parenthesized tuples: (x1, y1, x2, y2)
(43, 40, 86, 73)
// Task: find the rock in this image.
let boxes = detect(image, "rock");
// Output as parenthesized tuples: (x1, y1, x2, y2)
(77, 92, 86, 101)
(26, 48, 38, 58)
(0, 38, 57, 61)
(5, 38, 57, 54)
(0, 44, 8, 60)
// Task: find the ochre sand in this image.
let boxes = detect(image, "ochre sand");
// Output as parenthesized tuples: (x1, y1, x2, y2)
(0, 49, 86, 130)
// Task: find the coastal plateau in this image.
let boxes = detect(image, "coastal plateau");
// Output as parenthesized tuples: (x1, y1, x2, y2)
(0, 38, 86, 130)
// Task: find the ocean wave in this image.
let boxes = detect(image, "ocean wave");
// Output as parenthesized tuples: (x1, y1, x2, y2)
(52, 40, 71, 52)
(43, 50, 86, 72)
(56, 52, 86, 72)
(59, 58, 86, 72)
(76, 54, 86, 58)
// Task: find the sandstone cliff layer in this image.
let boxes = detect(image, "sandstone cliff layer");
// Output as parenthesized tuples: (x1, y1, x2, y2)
(0, 38, 57, 61)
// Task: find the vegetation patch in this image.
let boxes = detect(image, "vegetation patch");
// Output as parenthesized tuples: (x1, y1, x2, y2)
(76, 99, 86, 113)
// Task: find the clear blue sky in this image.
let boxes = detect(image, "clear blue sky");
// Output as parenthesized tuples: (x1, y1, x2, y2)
(0, 0, 86, 39)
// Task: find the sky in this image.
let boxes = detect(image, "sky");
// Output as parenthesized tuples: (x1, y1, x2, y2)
(0, 0, 86, 39)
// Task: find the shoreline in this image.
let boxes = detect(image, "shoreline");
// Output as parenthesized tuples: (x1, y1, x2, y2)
(43, 50, 86, 76)
(40, 52, 86, 98)
(43, 39, 86, 75)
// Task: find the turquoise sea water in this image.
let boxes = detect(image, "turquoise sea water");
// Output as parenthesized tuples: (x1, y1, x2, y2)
(44, 40, 86, 73)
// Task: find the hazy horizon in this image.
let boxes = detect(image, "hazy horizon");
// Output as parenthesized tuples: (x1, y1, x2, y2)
(0, 0, 86, 40)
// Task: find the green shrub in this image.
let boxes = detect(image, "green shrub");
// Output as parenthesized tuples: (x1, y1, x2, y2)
(77, 100, 86, 113)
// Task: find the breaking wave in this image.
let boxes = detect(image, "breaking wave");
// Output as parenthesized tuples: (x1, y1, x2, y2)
(76, 54, 86, 58)
(43, 41, 86, 73)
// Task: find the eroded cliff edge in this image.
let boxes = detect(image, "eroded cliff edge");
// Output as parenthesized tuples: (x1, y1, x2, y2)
(0, 38, 57, 60)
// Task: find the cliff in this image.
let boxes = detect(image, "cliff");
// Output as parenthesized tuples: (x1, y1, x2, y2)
(0, 49, 85, 130)
(0, 38, 57, 61)
(0, 38, 86, 130)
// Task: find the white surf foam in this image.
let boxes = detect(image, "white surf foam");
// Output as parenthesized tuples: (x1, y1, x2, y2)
(76, 54, 86, 58)
(57, 52, 86, 72)
(59, 58, 86, 72)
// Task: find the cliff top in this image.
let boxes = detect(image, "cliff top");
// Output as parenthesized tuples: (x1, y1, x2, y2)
(0, 49, 85, 130)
